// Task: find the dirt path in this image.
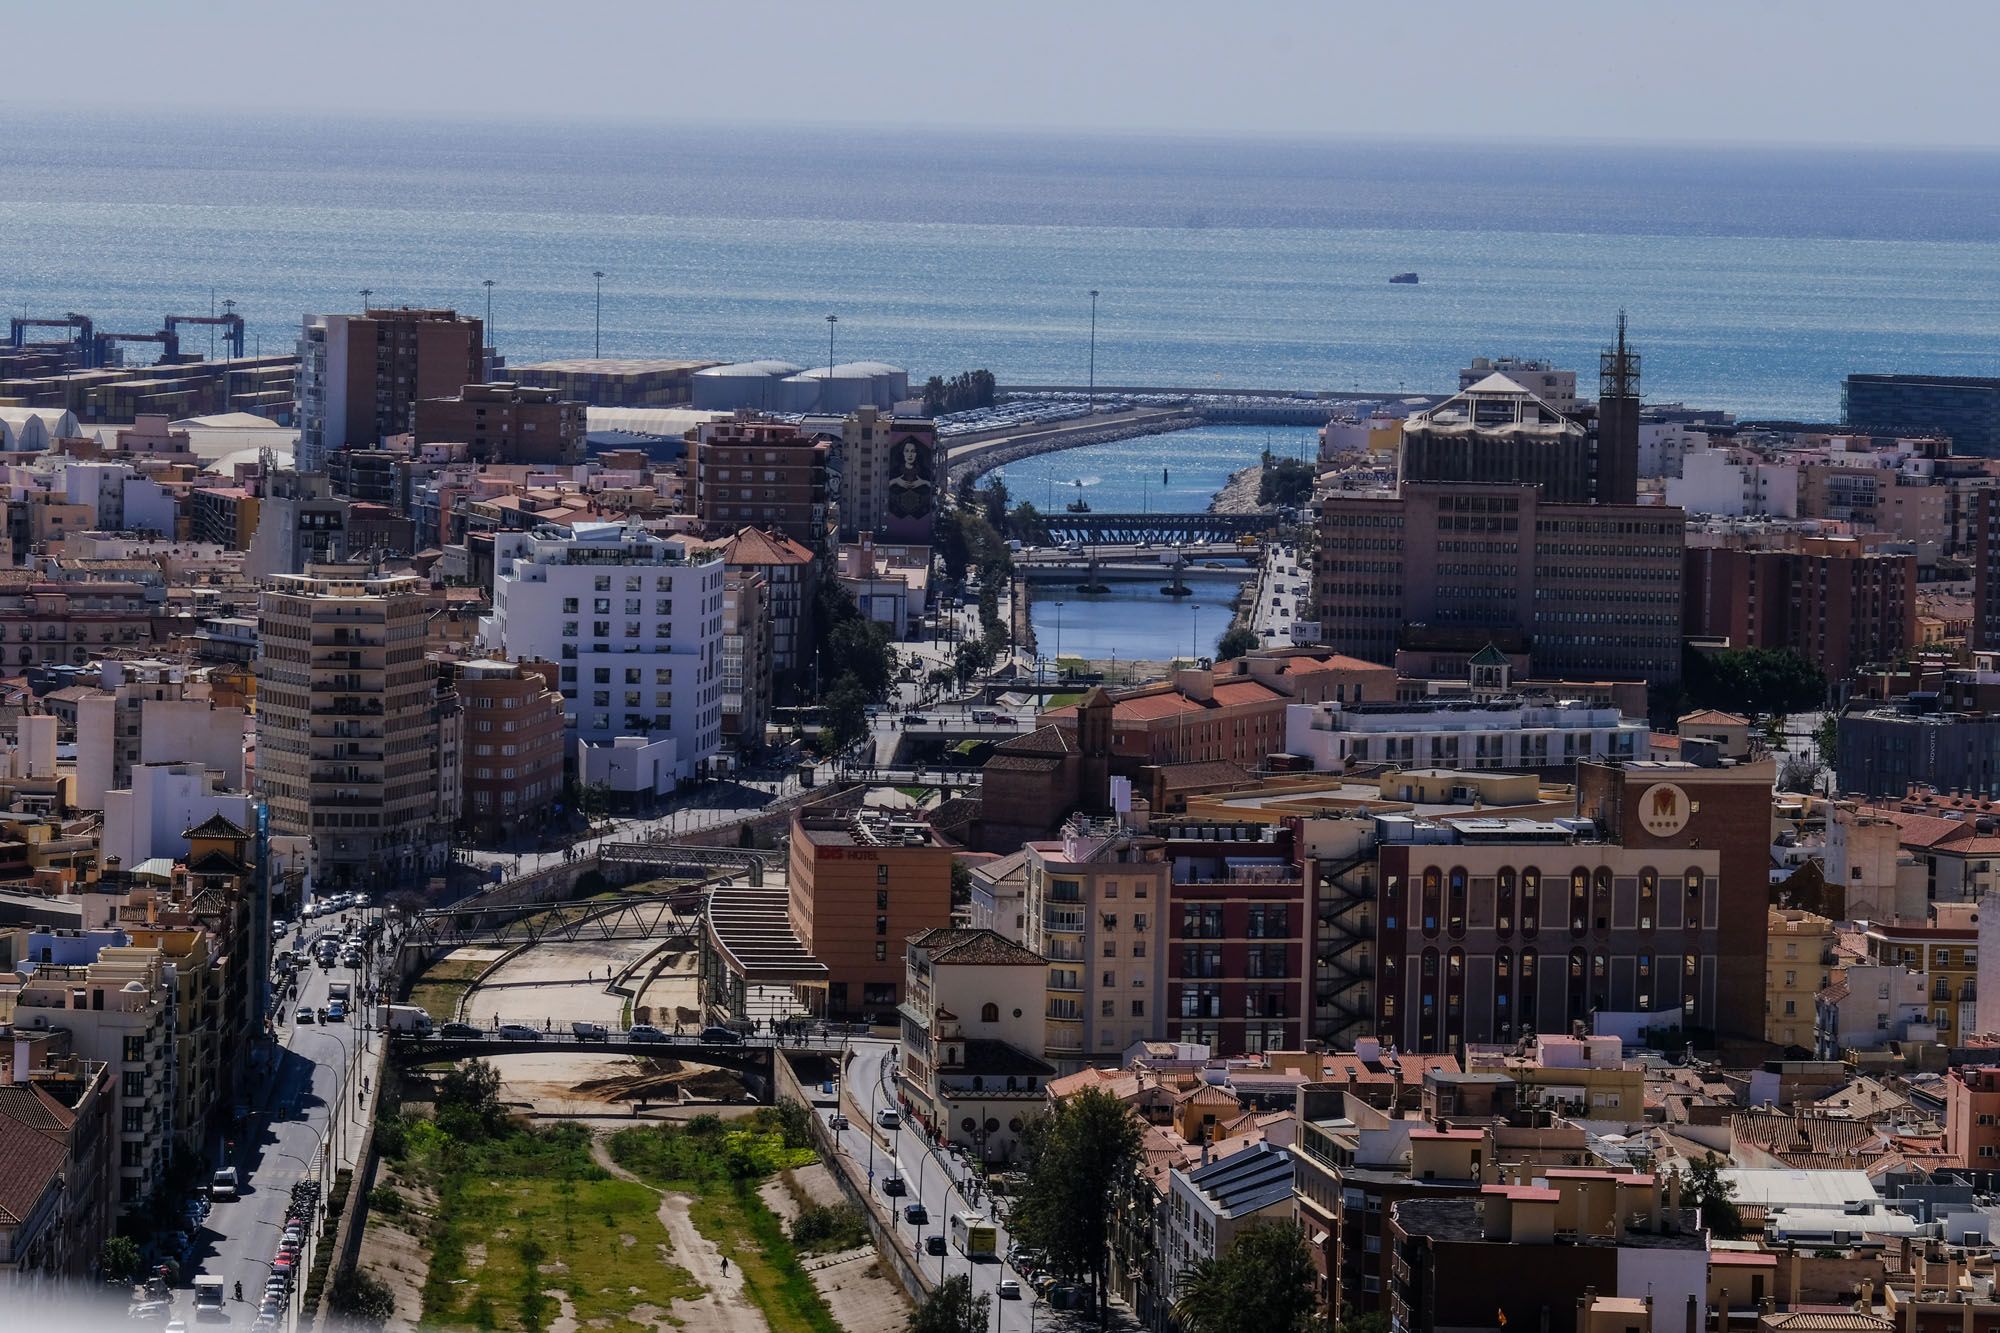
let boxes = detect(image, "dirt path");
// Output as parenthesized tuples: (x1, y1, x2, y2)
(590, 1133, 770, 1333)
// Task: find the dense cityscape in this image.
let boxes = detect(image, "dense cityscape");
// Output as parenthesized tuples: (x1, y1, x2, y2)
(16, 8, 2000, 1333)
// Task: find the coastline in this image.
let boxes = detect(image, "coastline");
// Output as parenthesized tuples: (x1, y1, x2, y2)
(1209, 464, 1271, 515)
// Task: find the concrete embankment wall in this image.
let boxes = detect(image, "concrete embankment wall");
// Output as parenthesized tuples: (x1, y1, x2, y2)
(945, 411, 1197, 486)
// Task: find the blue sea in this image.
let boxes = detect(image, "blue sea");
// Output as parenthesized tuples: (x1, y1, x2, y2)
(6, 113, 2000, 419)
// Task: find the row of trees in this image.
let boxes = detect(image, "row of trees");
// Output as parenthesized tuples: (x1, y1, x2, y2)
(1257, 455, 1315, 508)
(815, 578, 899, 749)
(922, 369, 998, 415)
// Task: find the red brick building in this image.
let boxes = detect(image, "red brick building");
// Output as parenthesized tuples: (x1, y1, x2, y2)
(1162, 821, 1310, 1056)
(688, 414, 830, 542)
(1683, 535, 1916, 684)
(453, 658, 566, 837)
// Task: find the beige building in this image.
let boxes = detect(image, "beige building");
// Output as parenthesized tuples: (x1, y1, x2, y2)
(899, 927, 1054, 1165)
(721, 570, 771, 755)
(255, 570, 449, 894)
(3, 949, 175, 1208)
(1023, 817, 1170, 1068)
(1767, 908, 1835, 1050)
(74, 659, 246, 812)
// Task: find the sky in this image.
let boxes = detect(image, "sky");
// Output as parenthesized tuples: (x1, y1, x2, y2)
(7, 0, 1999, 148)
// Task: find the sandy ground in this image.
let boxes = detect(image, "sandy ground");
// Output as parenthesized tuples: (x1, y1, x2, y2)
(760, 1163, 910, 1333)
(463, 938, 656, 1030)
(590, 1134, 769, 1333)
(630, 944, 702, 1028)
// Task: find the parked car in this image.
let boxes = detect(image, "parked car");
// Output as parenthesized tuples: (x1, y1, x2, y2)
(699, 1025, 744, 1044)
(626, 1023, 668, 1042)
(440, 1021, 483, 1039)
(497, 1023, 542, 1042)
(881, 1175, 906, 1197)
(903, 1203, 929, 1225)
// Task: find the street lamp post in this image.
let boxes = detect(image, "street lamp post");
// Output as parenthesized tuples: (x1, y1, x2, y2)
(825, 314, 838, 378)
(482, 279, 495, 350)
(1191, 604, 1201, 665)
(1054, 601, 1065, 680)
(593, 271, 605, 358)
(1088, 289, 1099, 409)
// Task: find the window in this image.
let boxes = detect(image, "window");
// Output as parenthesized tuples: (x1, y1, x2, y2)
(876, 889, 889, 910)
(874, 941, 887, 962)
(1131, 999, 1145, 1017)
(1103, 941, 1116, 957)
(1102, 1000, 1115, 1017)
(1134, 913, 1148, 932)
(981, 1002, 998, 1023)
(875, 915, 888, 937)
(122, 1035, 145, 1063)
(1102, 971, 1115, 987)
(1133, 940, 1145, 957)
(877, 865, 889, 885)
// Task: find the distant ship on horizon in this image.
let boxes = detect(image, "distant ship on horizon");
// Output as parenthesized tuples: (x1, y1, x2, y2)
(1389, 271, 1419, 284)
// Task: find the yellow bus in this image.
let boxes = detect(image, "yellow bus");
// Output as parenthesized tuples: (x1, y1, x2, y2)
(950, 1210, 997, 1259)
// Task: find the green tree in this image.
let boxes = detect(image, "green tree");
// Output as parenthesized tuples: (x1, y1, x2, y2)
(1815, 713, 1840, 766)
(978, 477, 1011, 531)
(1677, 1153, 1743, 1239)
(1335, 1308, 1391, 1333)
(329, 1269, 398, 1327)
(950, 859, 973, 907)
(908, 1274, 991, 1333)
(1258, 456, 1315, 508)
(923, 376, 948, 415)
(100, 1235, 142, 1282)
(1009, 501, 1052, 546)
(1216, 625, 1261, 660)
(1172, 1220, 1321, 1333)
(437, 1059, 507, 1139)
(1013, 1087, 1145, 1327)
(824, 674, 870, 748)
(828, 617, 894, 700)
(936, 510, 974, 585)
(1681, 646, 1827, 715)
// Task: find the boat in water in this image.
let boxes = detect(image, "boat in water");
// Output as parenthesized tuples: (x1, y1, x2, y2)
(1389, 272, 1419, 285)
(1066, 478, 1092, 513)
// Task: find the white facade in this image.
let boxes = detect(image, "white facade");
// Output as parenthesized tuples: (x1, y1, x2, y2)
(1282, 698, 1648, 773)
(1664, 445, 1800, 517)
(102, 763, 253, 868)
(1163, 1143, 1296, 1299)
(481, 522, 725, 773)
(1458, 358, 1577, 413)
(1638, 422, 1709, 480)
(578, 734, 680, 798)
(57, 461, 176, 535)
(75, 661, 245, 812)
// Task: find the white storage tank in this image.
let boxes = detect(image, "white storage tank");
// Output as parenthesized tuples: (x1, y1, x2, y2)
(690, 360, 802, 411)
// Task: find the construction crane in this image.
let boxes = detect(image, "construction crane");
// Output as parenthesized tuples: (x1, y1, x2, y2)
(164, 312, 246, 359)
(91, 329, 181, 368)
(7, 312, 94, 352)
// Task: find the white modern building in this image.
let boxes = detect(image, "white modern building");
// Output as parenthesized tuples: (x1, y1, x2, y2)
(75, 660, 247, 812)
(480, 522, 725, 778)
(1162, 1142, 1296, 1299)
(1664, 443, 1801, 517)
(102, 762, 254, 869)
(1282, 696, 1649, 775)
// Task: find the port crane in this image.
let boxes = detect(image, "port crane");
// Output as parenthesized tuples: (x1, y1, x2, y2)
(164, 312, 246, 359)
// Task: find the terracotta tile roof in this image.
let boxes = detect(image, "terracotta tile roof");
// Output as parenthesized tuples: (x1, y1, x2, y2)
(1109, 691, 1204, 722)
(1209, 680, 1282, 707)
(907, 926, 1045, 967)
(1680, 709, 1750, 726)
(0, 1085, 72, 1228)
(1859, 806, 1974, 849)
(994, 725, 1075, 757)
(723, 526, 812, 566)
(1153, 761, 1253, 791)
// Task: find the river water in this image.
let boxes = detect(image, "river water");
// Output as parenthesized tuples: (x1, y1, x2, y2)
(1010, 425, 1279, 664)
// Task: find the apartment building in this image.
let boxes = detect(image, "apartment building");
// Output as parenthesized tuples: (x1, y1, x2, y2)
(451, 658, 566, 835)
(686, 413, 830, 541)
(0, 571, 153, 671)
(720, 570, 772, 755)
(1863, 916, 1978, 1040)
(1024, 819, 1172, 1067)
(788, 810, 956, 1019)
(188, 485, 258, 550)
(899, 926, 1053, 1166)
(1844, 373, 2000, 458)
(0, 1061, 112, 1286)
(1163, 821, 1309, 1057)
(1945, 1065, 2000, 1167)
(296, 307, 484, 472)
(1767, 908, 1835, 1050)
(479, 522, 723, 770)
(722, 526, 816, 687)
(255, 570, 448, 893)
(8, 949, 175, 1207)
(831, 406, 938, 542)
(243, 471, 349, 580)
(1284, 691, 1648, 778)
(1683, 536, 1916, 684)
(74, 658, 246, 812)
(414, 382, 586, 465)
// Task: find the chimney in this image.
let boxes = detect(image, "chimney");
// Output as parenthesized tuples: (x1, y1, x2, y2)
(12, 1032, 27, 1085)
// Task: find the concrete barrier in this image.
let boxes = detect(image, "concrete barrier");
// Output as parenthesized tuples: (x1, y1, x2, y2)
(773, 1048, 933, 1305)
